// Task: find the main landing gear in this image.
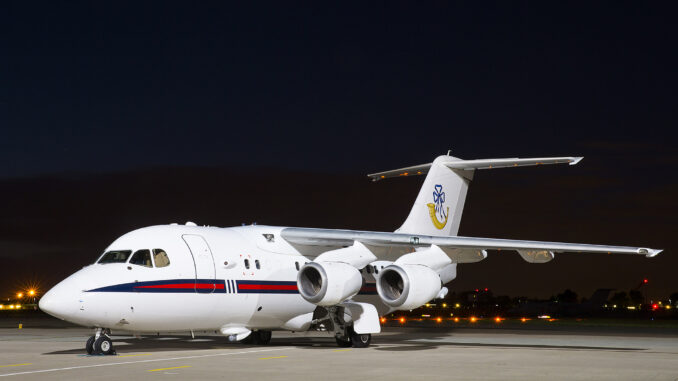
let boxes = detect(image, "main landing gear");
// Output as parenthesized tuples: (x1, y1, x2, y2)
(86, 328, 116, 355)
(317, 306, 372, 348)
(334, 326, 371, 348)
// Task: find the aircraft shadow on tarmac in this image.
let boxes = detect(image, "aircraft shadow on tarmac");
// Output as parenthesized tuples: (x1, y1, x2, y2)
(44, 328, 644, 355)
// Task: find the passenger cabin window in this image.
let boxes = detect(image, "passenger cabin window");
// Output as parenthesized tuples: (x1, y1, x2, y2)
(153, 249, 170, 268)
(244, 259, 250, 269)
(98, 250, 132, 264)
(129, 249, 153, 267)
(255, 259, 261, 269)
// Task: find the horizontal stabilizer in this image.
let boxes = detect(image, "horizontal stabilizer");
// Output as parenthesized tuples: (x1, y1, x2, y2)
(367, 156, 583, 181)
(445, 156, 583, 171)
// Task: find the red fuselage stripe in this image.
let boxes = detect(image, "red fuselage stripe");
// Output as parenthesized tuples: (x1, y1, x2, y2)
(238, 284, 298, 291)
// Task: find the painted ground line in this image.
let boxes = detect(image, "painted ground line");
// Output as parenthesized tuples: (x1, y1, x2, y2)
(0, 365, 31, 369)
(148, 365, 191, 372)
(259, 356, 287, 360)
(0, 347, 290, 378)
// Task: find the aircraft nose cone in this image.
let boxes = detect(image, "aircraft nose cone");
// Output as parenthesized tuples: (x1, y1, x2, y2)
(38, 289, 56, 315)
(39, 287, 68, 319)
(39, 281, 80, 320)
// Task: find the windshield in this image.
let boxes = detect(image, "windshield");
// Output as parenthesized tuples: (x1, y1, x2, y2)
(98, 250, 132, 264)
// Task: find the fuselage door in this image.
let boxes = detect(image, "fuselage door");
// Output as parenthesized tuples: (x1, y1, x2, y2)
(182, 234, 216, 293)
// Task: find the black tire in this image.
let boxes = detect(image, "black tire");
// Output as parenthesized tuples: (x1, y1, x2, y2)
(335, 335, 352, 347)
(351, 332, 371, 348)
(85, 336, 95, 355)
(253, 330, 272, 345)
(240, 333, 254, 344)
(94, 335, 115, 355)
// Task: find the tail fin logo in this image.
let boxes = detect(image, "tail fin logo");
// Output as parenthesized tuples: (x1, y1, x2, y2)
(426, 184, 449, 230)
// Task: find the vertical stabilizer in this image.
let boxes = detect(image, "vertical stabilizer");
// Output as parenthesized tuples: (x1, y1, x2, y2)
(396, 155, 471, 236)
(366, 154, 584, 237)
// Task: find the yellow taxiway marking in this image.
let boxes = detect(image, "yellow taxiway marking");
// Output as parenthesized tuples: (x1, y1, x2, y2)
(148, 365, 191, 372)
(259, 356, 287, 360)
(118, 354, 152, 358)
(0, 364, 31, 369)
(333, 349, 352, 352)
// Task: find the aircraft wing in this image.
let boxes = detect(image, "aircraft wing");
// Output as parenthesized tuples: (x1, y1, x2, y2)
(280, 227, 662, 263)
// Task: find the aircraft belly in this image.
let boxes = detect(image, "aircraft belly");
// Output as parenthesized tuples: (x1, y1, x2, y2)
(246, 293, 315, 329)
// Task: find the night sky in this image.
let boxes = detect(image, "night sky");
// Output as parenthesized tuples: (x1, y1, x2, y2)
(1, 2, 676, 300)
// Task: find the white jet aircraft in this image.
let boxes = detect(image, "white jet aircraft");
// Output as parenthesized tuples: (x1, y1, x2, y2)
(39, 154, 662, 354)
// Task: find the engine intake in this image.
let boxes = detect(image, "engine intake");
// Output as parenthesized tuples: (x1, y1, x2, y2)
(297, 262, 362, 306)
(377, 264, 441, 310)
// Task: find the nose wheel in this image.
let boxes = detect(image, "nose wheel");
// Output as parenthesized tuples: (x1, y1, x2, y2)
(87, 328, 116, 355)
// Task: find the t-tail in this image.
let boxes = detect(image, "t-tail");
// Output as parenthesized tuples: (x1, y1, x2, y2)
(368, 154, 583, 237)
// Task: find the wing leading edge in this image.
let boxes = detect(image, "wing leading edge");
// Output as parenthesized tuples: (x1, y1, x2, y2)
(280, 227, 662, 262)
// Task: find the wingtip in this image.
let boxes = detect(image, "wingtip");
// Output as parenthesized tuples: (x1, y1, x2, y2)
(570, 157, 584, 165)
(641, 248, 663, 257)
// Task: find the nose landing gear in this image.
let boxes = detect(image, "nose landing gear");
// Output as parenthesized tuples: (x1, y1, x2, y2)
(86, 328, 116, 355)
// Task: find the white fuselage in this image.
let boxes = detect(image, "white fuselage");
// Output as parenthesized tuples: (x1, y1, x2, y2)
(39, 224, 383, 333)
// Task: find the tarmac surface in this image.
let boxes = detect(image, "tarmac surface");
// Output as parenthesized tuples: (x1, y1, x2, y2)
(1, 320, 678, 380)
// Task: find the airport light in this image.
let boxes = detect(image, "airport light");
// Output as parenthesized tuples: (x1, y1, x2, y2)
(436, 317, 442, 323)
(494, 317, 502, 323)
(380, 317, 386, 324)
(455, 303, 460, 308)
(454, 317, 460, 323)
(520, 317, 527, 323)
(470, 316, 477, 323)
(0, 305, 3, 309)
(15, 304, 20, 309)
(28, 290, 35, 296)
(666, 305, 672, 310)
(442, 303, 447, 308)
(17, 292, 23, 299)
(9, 305, 14, 309)
(652, 304, 659, 310)
(399, 317, 406, 324)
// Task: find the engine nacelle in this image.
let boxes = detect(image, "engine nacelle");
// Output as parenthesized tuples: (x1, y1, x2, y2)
(377, 264, 441, 310)
(297, 262, 362, 306)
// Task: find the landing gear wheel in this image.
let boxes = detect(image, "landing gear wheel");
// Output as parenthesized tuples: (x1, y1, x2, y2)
(335, 335, 352, 348)
(253, 330, 272, 345)
(94, 335, 116, 355)
(240, 333, 254, 344)
(351, 332, 371, 348)
(85, 336, 95, 355)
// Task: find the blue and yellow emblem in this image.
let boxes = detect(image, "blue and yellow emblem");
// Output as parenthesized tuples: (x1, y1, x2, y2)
(426, 184, 449, 229)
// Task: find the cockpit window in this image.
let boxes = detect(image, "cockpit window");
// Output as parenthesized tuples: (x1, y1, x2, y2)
(153, 249, 170, 268)
(98, 250, 132, 264)
(129, 249, 153, 267)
